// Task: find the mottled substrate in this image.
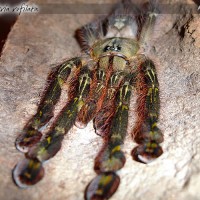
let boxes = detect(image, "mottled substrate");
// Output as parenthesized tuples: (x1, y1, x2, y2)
(0, 0, 200, 200)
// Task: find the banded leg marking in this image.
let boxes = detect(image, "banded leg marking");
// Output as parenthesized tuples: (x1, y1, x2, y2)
(85, 172, 120, 200)
(132, 60, 163, 164)
(94, 71, 124, 137)
(95, 77, 132, 172)
(86, 76, 133, 200)
(13, 66, 91, 187)
(15, 58, 82, 152)
(27, 67, 91, 161)
(12, 158, 44, 188)
(75, 69, 106, 128)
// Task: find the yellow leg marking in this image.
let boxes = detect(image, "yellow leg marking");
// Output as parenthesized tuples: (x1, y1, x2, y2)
(110, 134, 123, 141)
(58, 76, 64, 86)
(74, 97, 78, 103)
(96, 83, 104, 93)
(108, 88, 116, 99)
(52, 81, 59, 94)
(149, 113, 158, 118)
(124, 84, 129, 98)
(28, 160, 34, 168)
(147, 87, 153, 103)
(23, 138, 30, 142)
(37, 147, 46, 155)
(55, 127, 65, 134)
(149, 131, 154, 137)
(150, 68, 156, 82)
(122, 105, 128, 111)
(151, 143, 158, 148)
(28, 160, 40, 170)
(47, 136, 51, 144)
(147, 70, 153, 83)
(79, 74, 90, 97)
(59, 63, 71, 74)
(114, 74, 119, 83)
(99, 175, 112, 185)
(24, 172, 31, 178)
(153, 87, 159, 102)
(95, 189, 103, 195)
(77, 99, 84, 111)
(111, 145, 121, 154)
(146, 68, 156, 84)
(152, 122, 157, 128)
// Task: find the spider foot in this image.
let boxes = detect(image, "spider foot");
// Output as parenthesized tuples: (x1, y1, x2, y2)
(85, 172, 120, 200)
(15, 128, 42, 153)
(12, 158, 44, 188)
(94, 143, 126, 172)
(131, 141, 163, 164)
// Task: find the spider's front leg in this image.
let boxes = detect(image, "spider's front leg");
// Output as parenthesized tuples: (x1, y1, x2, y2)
(132, 59, 163, 163)
(75, 68, 107, 129)
(13, 60, 92, 188)
(85, 75, 133, 200)
(15, 58, 82, 152)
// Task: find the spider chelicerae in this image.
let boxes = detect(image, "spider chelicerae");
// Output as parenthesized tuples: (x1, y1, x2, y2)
(13, 0, 164, 199)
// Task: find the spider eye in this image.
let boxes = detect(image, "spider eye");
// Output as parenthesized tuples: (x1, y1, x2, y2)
(103, 45, 122, 52)
(116, 46, 121, 51)
(104, 45, 111, 51)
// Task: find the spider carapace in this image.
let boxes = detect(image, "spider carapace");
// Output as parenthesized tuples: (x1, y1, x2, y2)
(13, 0, 164, 199)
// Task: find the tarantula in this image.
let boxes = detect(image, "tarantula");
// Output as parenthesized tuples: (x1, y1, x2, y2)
(13, 0, 164, 199)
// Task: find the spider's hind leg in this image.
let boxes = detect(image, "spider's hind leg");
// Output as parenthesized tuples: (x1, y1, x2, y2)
(15, 58, 82, 152)
(132, 59, 163, 164)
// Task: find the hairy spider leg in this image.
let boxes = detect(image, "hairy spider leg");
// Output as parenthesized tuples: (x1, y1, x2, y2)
(75, 64, 107, 129)
(85, 75, 133, 200)
(139, 0, 158, 48)
(95, 75, 133, 171)
(93, 56, 125, 137)
(93, 71, 122, 137)
(131, 59, 163, 164)
(13, 63, 91, 188)
(76, 54, 126, 132)
(15, 58, 82, 152)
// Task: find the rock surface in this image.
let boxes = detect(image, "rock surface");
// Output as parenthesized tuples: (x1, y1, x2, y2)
(0, 0, 200, 200)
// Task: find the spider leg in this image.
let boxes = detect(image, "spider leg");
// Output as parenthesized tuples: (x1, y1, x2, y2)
(13, 65, 91, 188)
(15, 58, 82, 152)
(75, 68, 106, 128)
(139, 1, 158, 47)
(93, 71, 125, 137)
(85, 75, 133, 200)
(131, 59, 163, 164)
(76, 58, 123, 133)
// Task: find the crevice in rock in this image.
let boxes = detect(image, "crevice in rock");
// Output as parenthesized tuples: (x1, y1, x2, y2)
(192, 0, 200, 6)
(0, 0, 28, 56)
(0, 15, 18, 55)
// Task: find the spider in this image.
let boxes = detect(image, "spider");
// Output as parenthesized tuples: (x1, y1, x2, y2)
(12, 0, 164, 199)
